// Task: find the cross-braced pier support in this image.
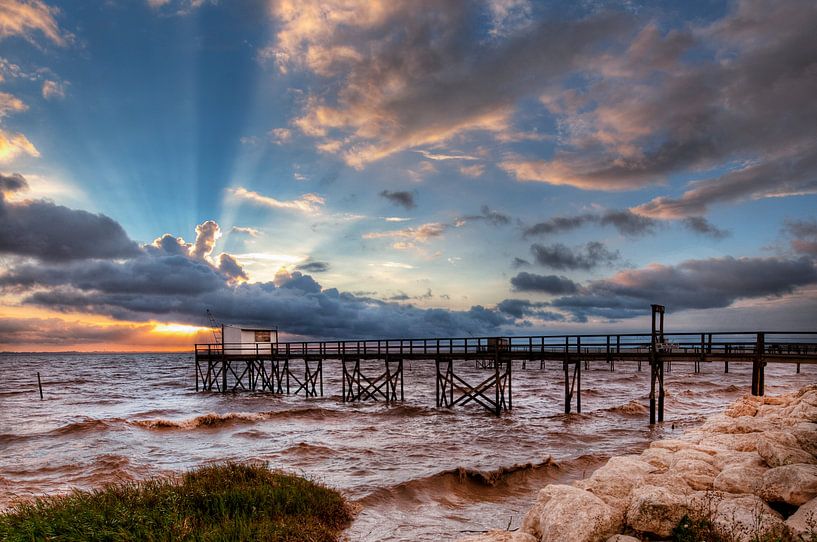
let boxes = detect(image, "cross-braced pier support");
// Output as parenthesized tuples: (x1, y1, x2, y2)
(195, 356, 322, 397)
(436, 356, 511, 416)
(342, 357, 404, 402)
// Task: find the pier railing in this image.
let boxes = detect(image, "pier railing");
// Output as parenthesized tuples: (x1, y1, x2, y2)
(195, 331, 817, 359)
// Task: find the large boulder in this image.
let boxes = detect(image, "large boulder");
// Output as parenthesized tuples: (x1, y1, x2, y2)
(625, 484, 692, 537)
(672, 458, 721, 491)
(576, 456, 657, 514)
(522, 484, 619, 542)
(792, 422, 817, 457)
(785, 496, 817, 541)
(709, 495, 785, 542)
(756, 432, 817, 467)
(758, 464, 817, 506)
(713, 464, 767, 494)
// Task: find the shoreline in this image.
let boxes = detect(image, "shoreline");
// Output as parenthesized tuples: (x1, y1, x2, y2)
(460, 385, 817, 542)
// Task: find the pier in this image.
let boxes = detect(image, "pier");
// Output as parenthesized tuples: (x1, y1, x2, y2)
(194, 307, 817, 423)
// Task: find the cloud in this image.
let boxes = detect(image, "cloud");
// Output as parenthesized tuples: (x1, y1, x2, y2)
(0, 173, 140, 262)
(459, 164, 485, 177)
(632, 153, 817, 219)
(229, 187, 325, 214)
(0, 0, 68, 45)
(509, 272, 579, 294)
(496, 298, 564, 321)
(506, 1, 817, 198)
(379, 190, 416, 210)
(0, 92, 26, 117)
(530, 241, 619, 270)
(524, 209, 656, 238)
(785, 219, 817, 257)
(230, 226, 260, 237)
(681, 217, 729, 239)
(416, 150, 479, 161)
(296, 260, 330, 273)
(217, 253, 248, 283)
(549, 256, 817, 320)
(268, 127, 292, 144)
(2, 237, 512, 339)
(363, 222, 446, 249)
(0, 317, 152, 347)
(269, 1, 632, 167)
(0, 129, 39, 163)
(41, 79, 66, 100)
(190, 220, 220, 260)
(457, 205, 510, 227)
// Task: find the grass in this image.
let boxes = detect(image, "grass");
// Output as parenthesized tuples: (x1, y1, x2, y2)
(0, 462, 353, 542)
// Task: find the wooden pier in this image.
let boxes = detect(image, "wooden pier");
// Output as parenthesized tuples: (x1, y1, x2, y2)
(194, 307, 816, 424)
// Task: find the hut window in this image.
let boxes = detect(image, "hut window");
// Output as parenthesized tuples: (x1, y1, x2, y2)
(254, 331, 271, 342)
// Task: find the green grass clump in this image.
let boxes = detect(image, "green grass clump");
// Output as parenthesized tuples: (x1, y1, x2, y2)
(0, 462, 353, 542)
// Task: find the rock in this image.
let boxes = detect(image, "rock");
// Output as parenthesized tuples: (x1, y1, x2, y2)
(672, 458, 720, 491)
(704, 432, 760, 452)
(756, 432, 817, 467)
(714, 464, 766, 494)
(792, 422, 817, 457)
(457, 531, 537, 542)
(640, 447, 673, 470)
(709, 495, 785, 542)
(625, 484, 691, 537)
(785, 496, 817, 541)
(576, 456, 657, 514)
(522, 484, 619, 542)
(606, 536, 640, 542)
(725, 397, 760, 418)
(758, 464, 817, 506)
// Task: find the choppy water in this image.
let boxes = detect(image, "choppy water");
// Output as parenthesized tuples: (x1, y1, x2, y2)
(0, 353, 813, 540)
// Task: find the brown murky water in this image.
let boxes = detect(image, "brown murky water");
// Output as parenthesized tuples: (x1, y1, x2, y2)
(0, 353, 813, 540)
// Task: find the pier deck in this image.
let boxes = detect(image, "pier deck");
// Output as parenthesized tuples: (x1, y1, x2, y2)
(195, 325, 817, 423)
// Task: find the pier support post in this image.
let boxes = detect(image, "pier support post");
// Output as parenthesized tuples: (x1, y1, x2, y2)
(649, 304, 666, 425)
(751, 332, 765, 396)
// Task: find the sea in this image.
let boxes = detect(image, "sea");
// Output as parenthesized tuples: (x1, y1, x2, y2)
(0, 353, 813, 540)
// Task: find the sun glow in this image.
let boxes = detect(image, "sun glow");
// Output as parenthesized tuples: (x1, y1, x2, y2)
(152, 323, 210, 335)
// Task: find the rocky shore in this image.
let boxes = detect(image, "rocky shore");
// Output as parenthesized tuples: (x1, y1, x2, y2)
(461, 385, 817, 542)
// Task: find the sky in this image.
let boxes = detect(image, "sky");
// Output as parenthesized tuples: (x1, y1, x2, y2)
(0, 0, 816, 351)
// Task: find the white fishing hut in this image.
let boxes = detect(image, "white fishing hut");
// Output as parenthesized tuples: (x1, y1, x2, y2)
(222, 324, 278, 355)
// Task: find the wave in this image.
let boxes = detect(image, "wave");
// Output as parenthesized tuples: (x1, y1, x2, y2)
(602, 400, 649, 415)
(356, 457, 561, 508)
(131, 412, 265, 429)
(54, 417, 122, 435)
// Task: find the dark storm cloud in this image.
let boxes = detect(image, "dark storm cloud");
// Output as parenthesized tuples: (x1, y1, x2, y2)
(524, 210, 656, 238)
(0, 211, 513, 338)
(512, 257, 530, 268)
(0, 173, 140, 262)
(379, 190, 416, 210)
(530, 242, 619, 271)
(510, 272, 579, 295)
(296, 261, 331, 273)
(496, 298, 565, 321)
(549, 256, 817, 320)
(681, 217, 729, 239)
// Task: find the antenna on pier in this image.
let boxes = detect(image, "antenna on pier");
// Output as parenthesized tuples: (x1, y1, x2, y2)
(206, 309, 222, 345)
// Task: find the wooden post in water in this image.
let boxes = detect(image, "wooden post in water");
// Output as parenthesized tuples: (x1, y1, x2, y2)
(37, 372, 43, 400)
(649, 304, 666, 425)
(751, 332, 765, 396)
